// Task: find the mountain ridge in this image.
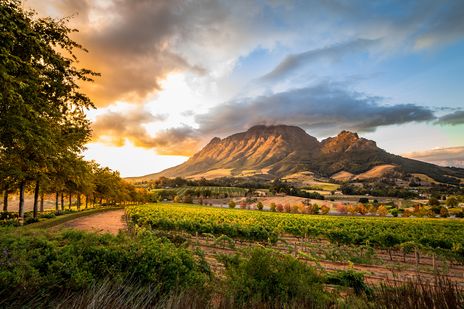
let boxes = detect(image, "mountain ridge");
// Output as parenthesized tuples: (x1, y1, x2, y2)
(129, 125, 464, 183)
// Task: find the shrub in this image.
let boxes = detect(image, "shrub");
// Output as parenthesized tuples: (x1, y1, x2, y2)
(284, 203, 291, 213)
(358, 197, 369, 204)
(256, 201, 263, 211)
(440, 207, 449, 218)
(218, 247, 328, 305)
(0, 229, 210, 302)
(228, 200, 236, 209)
(326, 270, 370, 296)
(356, 204, 367, 215)
(347, 205, 356, 215)
(291, 205, 300, 213)
(377, 205, 388, 216)
(336, 204, 347, 214)
(320, 205, 330, 215)
(270, 203, 276, 212)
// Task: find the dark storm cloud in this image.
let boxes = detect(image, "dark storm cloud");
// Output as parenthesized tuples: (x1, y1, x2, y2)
(194, 83, 436, 136)
(259, 39, 378, 82)
(436, 111, 464, 126)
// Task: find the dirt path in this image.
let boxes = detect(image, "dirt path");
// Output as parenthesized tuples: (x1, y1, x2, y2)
(56, 209, 127, 234)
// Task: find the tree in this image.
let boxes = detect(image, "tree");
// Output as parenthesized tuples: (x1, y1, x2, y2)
(336, 203, 347, 214)
(358, 197, 369, 204)
(445, 197, 458, 207)
(377, 205, 388, 216)
(356, 204, 367, 215)
(228, 200, 236, 209)
(320, 205, 330, 215)
(428, 197, 440, 206)
(270, 202, 276, 212)
(0, 0, 97, 221)
(440, 207, 449, 218)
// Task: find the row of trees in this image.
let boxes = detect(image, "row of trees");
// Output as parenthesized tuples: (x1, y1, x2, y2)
(0, 1, 142, 221)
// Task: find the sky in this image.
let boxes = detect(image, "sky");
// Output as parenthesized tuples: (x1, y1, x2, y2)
(26, 0, 464, 177)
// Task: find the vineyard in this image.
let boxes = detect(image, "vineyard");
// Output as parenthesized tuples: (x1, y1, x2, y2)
(127, 203, 464, 289)
(152, 186, 247, 197)
(127, 203, 464, 260)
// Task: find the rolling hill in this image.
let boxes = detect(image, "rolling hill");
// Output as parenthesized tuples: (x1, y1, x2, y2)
(130, 125, 464, 183)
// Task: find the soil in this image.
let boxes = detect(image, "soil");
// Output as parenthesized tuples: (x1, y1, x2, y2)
(55, 209, 127, 235)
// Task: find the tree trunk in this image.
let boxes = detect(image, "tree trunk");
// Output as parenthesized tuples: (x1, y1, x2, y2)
(3, 190, 8, 212)
(40, 192, 44, 213)
(68, 193, 72, 210)
(19, 181, 26, 224)
(33, 179, 40, 219)
(99, 197, 103, 205)
(61, 192, 64, 211)
(55, 192, 59, 211)
(85, 195, 89, 209)
(77, 194, 81, 211)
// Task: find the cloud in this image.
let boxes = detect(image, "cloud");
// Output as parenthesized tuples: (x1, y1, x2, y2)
(91, 108, 200, 156)
(26, 0, 289, 107)
(403, 146, 464, 168)
(436, 110, 464, 126)
(194, 82, 436, 137)
(414, 1, 464, 49)
(259, 39, 379, 82)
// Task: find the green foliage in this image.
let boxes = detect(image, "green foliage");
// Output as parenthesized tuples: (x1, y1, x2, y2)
(0, 229, 210, 297)
(446, 197, 459, 207)
(218, 247, 328, 305)
(228, 200, 236, 209)
(326, 269, 371, 295)
(256, 201, 263, 210)
(128, 203, 464, 259)
(270, 202, 276, 212)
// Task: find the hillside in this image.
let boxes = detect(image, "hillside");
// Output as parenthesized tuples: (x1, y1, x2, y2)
(130, 125, 464, 183)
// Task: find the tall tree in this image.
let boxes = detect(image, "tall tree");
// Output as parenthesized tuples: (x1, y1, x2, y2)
(0, 0, 98, 221)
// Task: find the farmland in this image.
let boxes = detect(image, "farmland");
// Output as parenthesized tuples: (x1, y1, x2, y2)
(127, 203, 464, 258)
(127, 203, 464, 292)
(152, 186, 248, 197)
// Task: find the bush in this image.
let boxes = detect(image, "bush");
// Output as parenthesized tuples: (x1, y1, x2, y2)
(256, 201, 263, 211)
(320, 205, 330, 215)
(270, 202, 276, 212)
(228, 200, 236, 209)
(326, 270, 371, 296)
(218, 247, 329, 305)
(358, 197, 369, 204)
(0, 229, 210, 302)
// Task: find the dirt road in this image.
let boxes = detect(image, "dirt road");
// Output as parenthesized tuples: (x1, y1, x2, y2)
(56, 209, 126, 235)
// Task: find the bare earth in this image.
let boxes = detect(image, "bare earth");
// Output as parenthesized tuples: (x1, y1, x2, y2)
(58, 209, 126, 235)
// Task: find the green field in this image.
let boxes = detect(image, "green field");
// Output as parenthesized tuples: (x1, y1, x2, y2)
(152, 186, 247, 197)
(127, 203, 464, 259)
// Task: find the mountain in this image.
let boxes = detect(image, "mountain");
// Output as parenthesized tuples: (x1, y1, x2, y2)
(131, 125, 464, 183)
